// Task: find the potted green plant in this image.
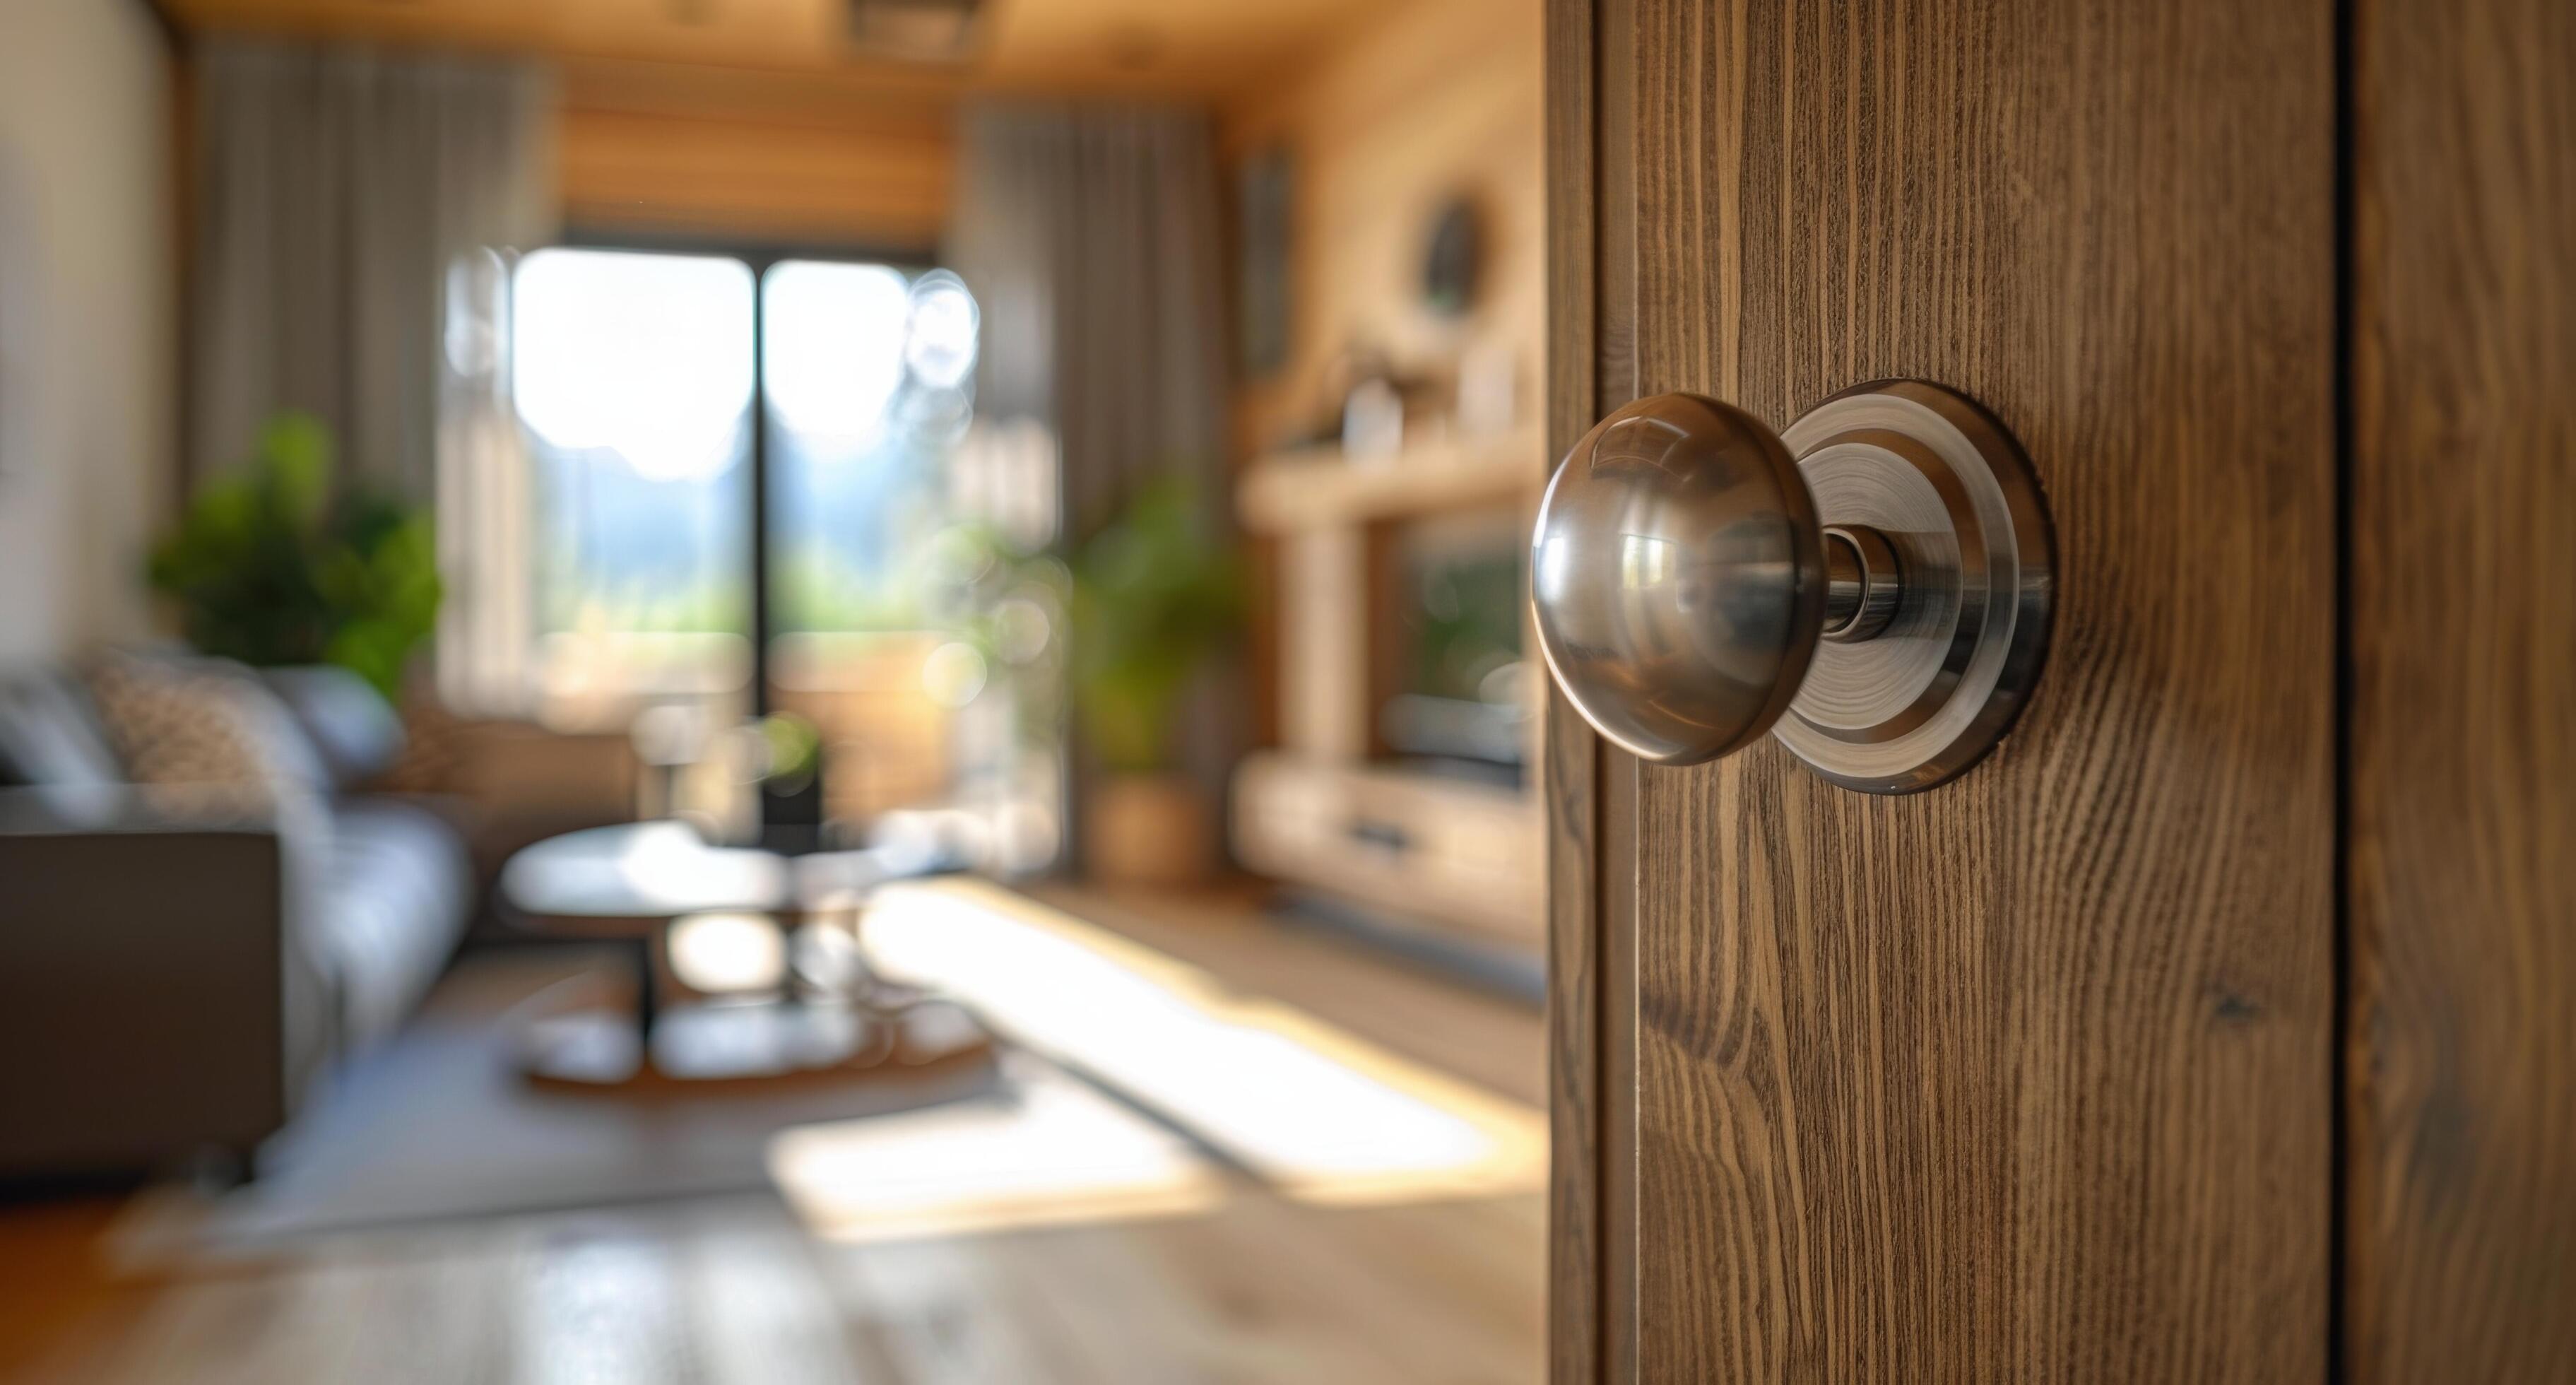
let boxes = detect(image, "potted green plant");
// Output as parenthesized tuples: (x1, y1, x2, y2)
(147, 412, 442, 699)
(1070, 478, 1244, 886)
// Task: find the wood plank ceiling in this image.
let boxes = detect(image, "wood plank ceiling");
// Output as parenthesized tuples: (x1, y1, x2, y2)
(158, 0, 1414, 243)
(155, 0, 1397, 105)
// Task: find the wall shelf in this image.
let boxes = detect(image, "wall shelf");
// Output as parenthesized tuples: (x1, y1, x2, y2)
(1238, 426, 1547, 531)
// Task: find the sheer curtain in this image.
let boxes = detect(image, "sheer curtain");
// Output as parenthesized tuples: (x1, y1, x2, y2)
(435, 249, 532, 715)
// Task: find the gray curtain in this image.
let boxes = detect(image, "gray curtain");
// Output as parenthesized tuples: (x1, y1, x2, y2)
(948, 102, 1228, 541)
(947, 102, 1235, 854)
(190, 40, 552, 497)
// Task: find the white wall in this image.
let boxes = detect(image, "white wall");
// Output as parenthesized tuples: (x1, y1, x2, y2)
(0, 0, 172, 661)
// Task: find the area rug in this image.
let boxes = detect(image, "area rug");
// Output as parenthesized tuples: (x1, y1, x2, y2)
(114, 951, 1000, 1260)
(112, 882, 1547, 1264)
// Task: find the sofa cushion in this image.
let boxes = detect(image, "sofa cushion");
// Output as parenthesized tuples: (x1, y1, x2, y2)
(0, 667, 122, 791)
(309, 797, 472, 1048)
(261, 666, 407, 790)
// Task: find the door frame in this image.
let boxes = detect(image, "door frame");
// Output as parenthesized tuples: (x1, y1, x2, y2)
(1541, 2, 1624, 1381)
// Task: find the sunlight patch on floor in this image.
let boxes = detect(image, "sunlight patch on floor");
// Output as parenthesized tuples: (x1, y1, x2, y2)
(769, 1058, 1224, 1244)
(768, 879, 1544, 1243)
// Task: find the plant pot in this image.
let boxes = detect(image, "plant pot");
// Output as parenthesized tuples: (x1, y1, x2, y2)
(1083, 773, 1215, 888)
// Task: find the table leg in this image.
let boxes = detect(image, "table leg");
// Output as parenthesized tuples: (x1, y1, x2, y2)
(774, 909, 803, 1008)
(627, 935, 658, 1055)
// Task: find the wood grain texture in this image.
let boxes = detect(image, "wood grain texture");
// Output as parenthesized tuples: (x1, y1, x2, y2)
(1583, 4, 1645, 1379)
(1542, 1, 1602, 1381)
(2347, 0, 2576, 1377)
(5, 1189, 1542, 1385)
(1602, 0, 2337, 1378)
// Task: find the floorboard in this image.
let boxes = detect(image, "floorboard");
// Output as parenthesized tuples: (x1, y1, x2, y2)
(0, 885, 1544, 1385)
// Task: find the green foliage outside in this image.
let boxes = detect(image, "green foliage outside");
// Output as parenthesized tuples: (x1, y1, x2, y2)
(1070, 478, 1244, 776)
(772, 548, 926, 635)
(757, 709, 824, 788)
(147, 412, 442, 699)
(540, 577, 750, 638)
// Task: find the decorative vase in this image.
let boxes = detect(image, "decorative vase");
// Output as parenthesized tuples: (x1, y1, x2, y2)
(1083, 773, 1214, 888)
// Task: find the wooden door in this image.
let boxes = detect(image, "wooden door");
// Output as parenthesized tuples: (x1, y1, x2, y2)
(1544, 0, 2339, 1379)
(1546, 0, 2576, 1379)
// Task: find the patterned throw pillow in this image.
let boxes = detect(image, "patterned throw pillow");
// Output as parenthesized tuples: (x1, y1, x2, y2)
(83, 650, 331, 811)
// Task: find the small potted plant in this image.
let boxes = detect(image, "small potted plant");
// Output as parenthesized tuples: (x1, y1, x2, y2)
(1070, 478, 1243, 886)
(147, 412, 442, 698)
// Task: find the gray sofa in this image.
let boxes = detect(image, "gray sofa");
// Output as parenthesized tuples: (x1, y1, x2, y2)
(0, 663, 472, 1177)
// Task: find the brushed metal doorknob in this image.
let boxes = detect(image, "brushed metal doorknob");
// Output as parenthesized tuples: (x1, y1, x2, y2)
(1529, 380, 2056, 794)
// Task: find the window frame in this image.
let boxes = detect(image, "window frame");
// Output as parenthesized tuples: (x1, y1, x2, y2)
(548, 228, 940, 717)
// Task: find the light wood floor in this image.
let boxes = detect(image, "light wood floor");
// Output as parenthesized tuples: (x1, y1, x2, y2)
(0, 885, 1546, 1385)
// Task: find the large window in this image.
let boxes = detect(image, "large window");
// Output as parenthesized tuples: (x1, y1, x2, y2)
(514, 249, 756, 703)
(486, 245, 1057, 864)
(764, 260, 938, 635)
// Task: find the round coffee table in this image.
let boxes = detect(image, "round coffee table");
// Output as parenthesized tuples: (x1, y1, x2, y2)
(497, 820, 994, 1090)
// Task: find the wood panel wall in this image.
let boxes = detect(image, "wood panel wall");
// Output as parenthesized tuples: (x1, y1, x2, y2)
(1214, 0, 1544, 757)
(2347, 0, 2576, 1377)
(554, 57, 953, 250)
(1219, 0, 1545, 459)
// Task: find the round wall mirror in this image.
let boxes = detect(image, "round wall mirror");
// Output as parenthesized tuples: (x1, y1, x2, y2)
(1420, 196, 1484, 318)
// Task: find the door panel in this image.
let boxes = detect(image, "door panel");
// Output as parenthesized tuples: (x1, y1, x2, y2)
(2348, 0, 2576, 1376)
(1564, 0, 2338, 1378)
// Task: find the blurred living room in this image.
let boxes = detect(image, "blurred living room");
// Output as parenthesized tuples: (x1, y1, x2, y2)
(0, 0, 1550, 1379)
